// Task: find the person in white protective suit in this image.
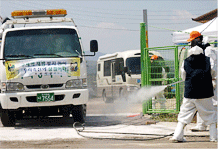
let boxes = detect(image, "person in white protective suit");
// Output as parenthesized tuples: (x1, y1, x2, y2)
(190, 35, 217, 132)
(170, 31, 217, 143)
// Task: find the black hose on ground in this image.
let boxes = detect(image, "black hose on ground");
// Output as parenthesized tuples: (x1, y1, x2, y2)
(73, 122, 174, 141)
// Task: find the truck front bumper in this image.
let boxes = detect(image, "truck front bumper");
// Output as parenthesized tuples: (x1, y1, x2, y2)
(0, 89, 88, 109)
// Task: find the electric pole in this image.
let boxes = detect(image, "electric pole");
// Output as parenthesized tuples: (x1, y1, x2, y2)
(143, 9, 148, 48)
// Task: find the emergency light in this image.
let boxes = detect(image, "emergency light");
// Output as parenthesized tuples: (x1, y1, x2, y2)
(11, 9, 67, 19)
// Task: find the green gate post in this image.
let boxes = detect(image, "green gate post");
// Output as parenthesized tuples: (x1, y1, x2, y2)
(175, 46, 181, 112)
(140, 23, 151, 114)
(140, 23, 146, 87)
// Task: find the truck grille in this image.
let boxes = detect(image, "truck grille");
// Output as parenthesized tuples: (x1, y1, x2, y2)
(26, 84, 63, 89)
(26, 95, 65, 102)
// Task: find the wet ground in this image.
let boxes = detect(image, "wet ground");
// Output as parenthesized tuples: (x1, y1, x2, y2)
(0, 98, 217, 148)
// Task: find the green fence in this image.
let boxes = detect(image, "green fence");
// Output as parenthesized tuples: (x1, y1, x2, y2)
(141, 45, 190, 114)
(140, 22, 191, 114)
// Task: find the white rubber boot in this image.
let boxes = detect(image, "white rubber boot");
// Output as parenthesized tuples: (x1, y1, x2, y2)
(190, 113, 207, 132)
(170, 122, 186, 142)
(209, 123, 217, 142)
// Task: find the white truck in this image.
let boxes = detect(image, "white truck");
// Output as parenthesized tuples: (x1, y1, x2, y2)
(96, 50, 164, 103)
(0, 9, 98, 126)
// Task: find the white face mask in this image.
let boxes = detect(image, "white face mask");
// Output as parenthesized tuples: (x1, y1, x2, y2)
(188, 46, 204, 56)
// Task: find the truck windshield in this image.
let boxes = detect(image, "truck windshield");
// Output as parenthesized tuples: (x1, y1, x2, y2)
(126, 57, 141, 74)
(4, 29, 82, 60)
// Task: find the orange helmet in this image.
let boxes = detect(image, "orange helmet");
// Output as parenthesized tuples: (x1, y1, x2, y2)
(187, 31, 201, 42)
(150, 55, 158, 60)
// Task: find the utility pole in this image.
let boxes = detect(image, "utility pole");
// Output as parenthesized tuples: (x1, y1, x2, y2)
(143, 9, 148, 48)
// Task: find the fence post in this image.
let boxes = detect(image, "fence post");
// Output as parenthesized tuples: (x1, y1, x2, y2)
(140, 23, 147, 114)
(174, 46, 181, 112)
(140, 23, 146, 87)
(141, 23, 152, 113)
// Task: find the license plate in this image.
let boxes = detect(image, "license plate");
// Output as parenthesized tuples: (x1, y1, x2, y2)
(37, 93, 54, 102)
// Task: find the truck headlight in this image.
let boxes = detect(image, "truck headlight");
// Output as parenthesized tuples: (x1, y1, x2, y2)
(82, 78, 87, 87)
(66, 79, 87, 88)
(5, 82, 24, 91)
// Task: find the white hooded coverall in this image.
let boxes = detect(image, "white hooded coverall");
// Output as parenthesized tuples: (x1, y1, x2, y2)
(191, 45, 217, 130)
(171, 46, 217, 142)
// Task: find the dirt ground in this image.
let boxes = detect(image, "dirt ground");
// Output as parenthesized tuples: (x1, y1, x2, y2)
(0, 98, 217, 148)
(1, 137, 217, 148)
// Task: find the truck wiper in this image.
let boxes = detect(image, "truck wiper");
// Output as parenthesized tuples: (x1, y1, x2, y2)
(5, 55, 33, 58)
(34, 54, 63, 57)
(75, 50, 82, 57)
(6, 54, 32, 57)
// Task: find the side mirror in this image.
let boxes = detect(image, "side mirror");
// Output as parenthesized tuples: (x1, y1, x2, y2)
(123, 67, 131, 76)
(90, 40, 98, 52)
(123, 67, 127, 73)
(121, 72, 126, 82)
(126, 67, 131, 77)
(127, 70, 131, 77)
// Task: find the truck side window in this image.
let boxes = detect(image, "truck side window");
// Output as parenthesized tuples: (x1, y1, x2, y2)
(104, 60, 111, 76)
(115, 58, 124, 75)
(98, 64, 101, 71)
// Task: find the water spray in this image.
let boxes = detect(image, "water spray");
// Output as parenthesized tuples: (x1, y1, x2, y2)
(72, 80, 184, 141)
(166, 80, 184, 86)
(127, 80, 184, 104)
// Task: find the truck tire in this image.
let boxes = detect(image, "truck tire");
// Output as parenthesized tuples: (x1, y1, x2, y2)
(72, 104, 86, 123)
(61, 106, 70, 118)
(102, 90, 107, 102)
(1, 109, 15, 127)
(119, 88, 124, 99)
(102, 90, 113, 103)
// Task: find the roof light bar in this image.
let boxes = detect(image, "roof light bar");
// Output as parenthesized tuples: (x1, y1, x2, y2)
(11, 9, 67, 19)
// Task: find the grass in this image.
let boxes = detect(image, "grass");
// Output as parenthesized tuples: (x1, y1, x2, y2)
(150, 113, 197, 123)
(150, 113, 178, 122)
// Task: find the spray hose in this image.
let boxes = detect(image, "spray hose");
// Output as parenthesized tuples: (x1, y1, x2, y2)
(73, 121, 174, 141)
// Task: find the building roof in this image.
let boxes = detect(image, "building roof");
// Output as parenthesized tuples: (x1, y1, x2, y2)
(192, 9, 217, 23)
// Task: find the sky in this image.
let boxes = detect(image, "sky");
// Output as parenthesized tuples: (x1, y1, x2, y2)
(0, 0, 217, 54)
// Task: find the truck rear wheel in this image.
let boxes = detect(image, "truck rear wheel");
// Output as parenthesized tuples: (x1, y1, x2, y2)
(1, 109, 15, 127)
(102, 90, 107, 102)
(72, 105, 86, 123)
(102, 90, 113, 103)
(119, 88, 124, 99)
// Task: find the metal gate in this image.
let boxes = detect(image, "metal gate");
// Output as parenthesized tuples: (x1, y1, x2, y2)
(141, 45, 189, 114)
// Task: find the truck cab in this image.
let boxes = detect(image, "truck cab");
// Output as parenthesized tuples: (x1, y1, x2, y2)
(0, 9, 98, 126)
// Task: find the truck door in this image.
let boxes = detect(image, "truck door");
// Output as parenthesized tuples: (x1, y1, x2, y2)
(111, 60, 116, 99)
(111, 61, 116, 83)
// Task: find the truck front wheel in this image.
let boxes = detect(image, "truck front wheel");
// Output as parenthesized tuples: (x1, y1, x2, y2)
(1, 109, 15, 127)
(72, 104, 86, 123)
